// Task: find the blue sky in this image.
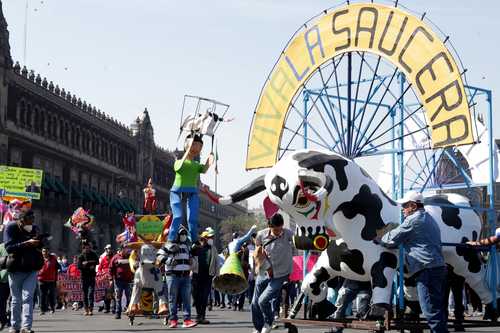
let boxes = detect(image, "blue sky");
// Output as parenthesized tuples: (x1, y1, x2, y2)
(3, 0, 500, 208)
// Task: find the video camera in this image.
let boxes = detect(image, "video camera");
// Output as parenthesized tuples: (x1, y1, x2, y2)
(34, 233, 53, 248)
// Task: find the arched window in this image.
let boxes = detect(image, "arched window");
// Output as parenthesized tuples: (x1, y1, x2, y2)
(47, 112, 53, 138)
(33, 106, 40, 134)
(76, 127, 81, 151)
(23, 103, 31, 129)
(65, 121, 71, 146)
(52, 115, 57, 140)
(59, 118, 65, 143)
(27, 103, 34, 130)
(41, 109, 48, 136)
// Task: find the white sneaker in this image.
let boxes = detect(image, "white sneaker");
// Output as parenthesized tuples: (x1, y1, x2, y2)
(261, 324, 272, 333)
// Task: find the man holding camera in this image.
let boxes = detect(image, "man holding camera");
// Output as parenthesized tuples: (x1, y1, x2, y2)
(3, 210, 44, 333)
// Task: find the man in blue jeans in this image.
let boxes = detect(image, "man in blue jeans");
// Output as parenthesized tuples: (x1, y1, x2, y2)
(377, 191, 448, 333)
(157, 226, 197, 328)
(252, 213, 294, 333)
(3, 210, 44, 333)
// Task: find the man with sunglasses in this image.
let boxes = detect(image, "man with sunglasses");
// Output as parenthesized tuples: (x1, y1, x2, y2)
(376, 191, 448, 333)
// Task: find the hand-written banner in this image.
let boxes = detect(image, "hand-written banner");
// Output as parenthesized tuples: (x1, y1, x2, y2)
(247, 3, 473, 169)
(58, 272, 111, 302)
(0, 166, 43, 200)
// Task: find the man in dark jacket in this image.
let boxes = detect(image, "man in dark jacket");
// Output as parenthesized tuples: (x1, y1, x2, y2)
(78, 241, 99, 316)
(3, 210, 43, 333)
(109, 246, 133, 319)
(192, 229, 218, 324)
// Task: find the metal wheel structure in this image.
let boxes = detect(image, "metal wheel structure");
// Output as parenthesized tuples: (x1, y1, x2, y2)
(256, 0, 499, 326)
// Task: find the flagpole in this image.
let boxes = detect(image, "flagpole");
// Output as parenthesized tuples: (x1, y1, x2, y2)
(214, 139, 218, 194)
(23, 0, 29, 65)
(215, 169, 218, 194)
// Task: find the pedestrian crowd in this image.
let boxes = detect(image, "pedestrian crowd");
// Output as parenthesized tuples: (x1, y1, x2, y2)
(0, 209, 301, 333)
(1, 194, 500, 333)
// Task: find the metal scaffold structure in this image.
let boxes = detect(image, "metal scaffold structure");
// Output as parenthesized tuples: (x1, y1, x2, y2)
(244, 0, 500, 331)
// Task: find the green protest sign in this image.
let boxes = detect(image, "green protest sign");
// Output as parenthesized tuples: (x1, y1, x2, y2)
(0, 166, 44, 200)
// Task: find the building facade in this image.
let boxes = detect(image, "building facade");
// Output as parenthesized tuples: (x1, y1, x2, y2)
(0, 2, 247, 254)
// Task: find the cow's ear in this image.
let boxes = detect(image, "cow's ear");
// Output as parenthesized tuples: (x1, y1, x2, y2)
(294, 151, 346, 172)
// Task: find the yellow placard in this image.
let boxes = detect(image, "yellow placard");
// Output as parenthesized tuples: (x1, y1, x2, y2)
(136, 215, 165, 242)
(246, 3, 473, 170)
(0, 166, 43, 200)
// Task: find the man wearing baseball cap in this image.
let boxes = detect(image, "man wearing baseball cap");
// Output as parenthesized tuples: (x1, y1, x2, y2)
(376, 191, 448, 333)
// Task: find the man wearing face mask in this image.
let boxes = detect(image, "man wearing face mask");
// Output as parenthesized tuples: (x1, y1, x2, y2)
(191, 228, 218, 324)
(157, 226, 197, 328)
(3, 210, 44, 333)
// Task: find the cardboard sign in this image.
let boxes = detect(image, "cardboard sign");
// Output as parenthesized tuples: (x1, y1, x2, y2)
(136, 215, 164, 242)
(58, 272, 110, 302)
(0, 166, 43, 200)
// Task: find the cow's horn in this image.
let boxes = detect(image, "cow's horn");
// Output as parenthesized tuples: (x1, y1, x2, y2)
(299, 175, 333, 202)
(217, 175, 266, 205)
(311, 175, 333, 200)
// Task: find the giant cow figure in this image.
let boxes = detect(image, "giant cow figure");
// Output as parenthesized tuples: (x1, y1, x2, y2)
(215, 149, 496, 318)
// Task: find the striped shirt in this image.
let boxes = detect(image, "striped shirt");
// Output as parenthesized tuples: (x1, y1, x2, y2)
(157, 242, 191, 274)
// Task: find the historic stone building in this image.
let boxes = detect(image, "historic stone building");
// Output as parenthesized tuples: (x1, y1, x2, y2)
(0, 2, 247, 254)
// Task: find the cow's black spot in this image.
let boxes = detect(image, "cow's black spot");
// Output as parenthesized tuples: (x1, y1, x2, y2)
(295, 152, 349, 191)
(424, 195, 462, 229)
(371, 252, 398, 289)
(456, 236, 481, 273)
(270, 175, 288, 200)
(326, 241, 365, 275)
(310, 267, 331, 296)
(326, 276, 343, 289)
(292, 185, 300, 205)
(334, 185, 386, 241)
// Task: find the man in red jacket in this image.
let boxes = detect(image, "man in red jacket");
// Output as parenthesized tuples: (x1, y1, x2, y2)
(109, 246, 133, 319)
(38, 248, 60, 315)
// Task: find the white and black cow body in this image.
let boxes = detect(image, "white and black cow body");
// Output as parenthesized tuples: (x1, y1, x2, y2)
(262, 150, 491, 309)
(219, 149, 492, 312)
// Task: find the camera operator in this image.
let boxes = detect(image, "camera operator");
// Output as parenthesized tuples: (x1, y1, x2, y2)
(3, 209, 44, 333)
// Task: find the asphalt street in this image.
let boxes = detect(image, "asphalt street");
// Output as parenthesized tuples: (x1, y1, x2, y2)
(17, 306, 500, 333)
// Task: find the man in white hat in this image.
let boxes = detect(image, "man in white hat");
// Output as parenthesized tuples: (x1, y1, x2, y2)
(376, 191, 448, 333)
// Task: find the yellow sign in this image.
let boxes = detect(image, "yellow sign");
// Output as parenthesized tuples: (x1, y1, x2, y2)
(0, 166, 43, 200)
(136, 215, 165, 242)
(246, 3, 473, 169)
